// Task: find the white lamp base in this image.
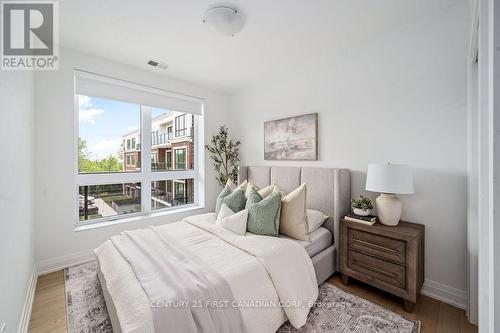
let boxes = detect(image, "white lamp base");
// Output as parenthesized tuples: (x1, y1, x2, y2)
(376, 193, 402, 226)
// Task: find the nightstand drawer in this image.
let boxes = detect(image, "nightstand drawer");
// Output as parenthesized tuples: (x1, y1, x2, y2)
(348, 250, 406, 289)
(348, 229, 406, 264)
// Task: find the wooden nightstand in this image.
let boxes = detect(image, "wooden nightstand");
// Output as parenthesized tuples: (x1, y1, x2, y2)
(339, 219, 425, 312)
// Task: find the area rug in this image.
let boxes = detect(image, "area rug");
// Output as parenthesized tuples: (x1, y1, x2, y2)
(65, 261, 420, 333)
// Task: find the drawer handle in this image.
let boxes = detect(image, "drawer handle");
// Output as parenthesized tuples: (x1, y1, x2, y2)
(352, 259, 399, 279)
(353, 238, 400, 256)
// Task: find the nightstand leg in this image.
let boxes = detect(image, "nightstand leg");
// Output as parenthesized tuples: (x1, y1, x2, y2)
(404, 299, 415, 312)
(341, 274, 349, 286)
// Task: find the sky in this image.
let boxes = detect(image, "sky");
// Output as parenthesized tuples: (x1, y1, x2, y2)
(78, 95, 171, 160)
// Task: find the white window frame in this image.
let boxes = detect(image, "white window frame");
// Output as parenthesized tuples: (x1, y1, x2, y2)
(74, 73, 205, 228)
(173, 145, 188, 170)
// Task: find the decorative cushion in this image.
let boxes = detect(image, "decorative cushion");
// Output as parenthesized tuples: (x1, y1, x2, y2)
(215, 185, 232, 214)
(216, 186, 246, 215)
(245, 187, 282, 236)
(238, 179, 248, 190)
(226, 178, 247, 191)
(216, 206, 248, 236)
(245, 179, 259, 198)
(273, 184, 288, 197)
(245, 179, 275, 199)
(258, 185, 275, 199)
(279, 184, 309, 241)
(216, 203, 235, 223)
(307, 209, 329, 233)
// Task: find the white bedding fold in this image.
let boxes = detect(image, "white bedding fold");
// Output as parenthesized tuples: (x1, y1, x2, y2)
(184, 215, 318, 328)
(111, 227, 247, 333)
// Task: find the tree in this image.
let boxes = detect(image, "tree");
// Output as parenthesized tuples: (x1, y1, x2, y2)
(78, 137, 122, 173)
(205, 126, 241, 187)
(78, 138, 94, 172)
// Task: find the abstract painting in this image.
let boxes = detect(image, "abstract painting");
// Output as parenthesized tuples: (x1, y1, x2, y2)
(264, 113, 318, 160)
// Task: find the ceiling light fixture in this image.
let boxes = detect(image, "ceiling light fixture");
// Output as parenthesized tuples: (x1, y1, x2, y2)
(203, 6, 244, 36)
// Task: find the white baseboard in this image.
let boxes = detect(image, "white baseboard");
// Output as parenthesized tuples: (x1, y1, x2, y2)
(421, 279, 467, 309)
(17, 265, 37, 333)
(37, 249, 94, 276)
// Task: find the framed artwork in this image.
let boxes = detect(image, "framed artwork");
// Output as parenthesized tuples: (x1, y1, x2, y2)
(264, 113, 318, 160)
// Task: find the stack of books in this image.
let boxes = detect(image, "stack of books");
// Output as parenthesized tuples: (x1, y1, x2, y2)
(344, 213, 378, 225)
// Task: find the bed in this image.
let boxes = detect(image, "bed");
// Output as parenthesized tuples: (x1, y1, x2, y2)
(238, 166, 351, 283)
(95, 166, 350, 333)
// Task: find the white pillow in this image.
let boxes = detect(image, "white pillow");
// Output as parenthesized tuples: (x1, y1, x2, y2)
(220, 209, 248, 235)
(307, 209, 329, 233)
(216, 203, 234, 222)
(216, 203, 248, 235)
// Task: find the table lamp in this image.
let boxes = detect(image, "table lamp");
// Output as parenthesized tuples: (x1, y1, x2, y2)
(365, 163, 414, 226)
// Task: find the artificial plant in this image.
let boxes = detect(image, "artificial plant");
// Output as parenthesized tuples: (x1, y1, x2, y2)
(205, 125, 241, 187)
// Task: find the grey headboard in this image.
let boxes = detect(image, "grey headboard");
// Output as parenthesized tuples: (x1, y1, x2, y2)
(238, 166, 350, 269)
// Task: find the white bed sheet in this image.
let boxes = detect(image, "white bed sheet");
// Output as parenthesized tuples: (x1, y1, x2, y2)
(96, 213, 287, 333)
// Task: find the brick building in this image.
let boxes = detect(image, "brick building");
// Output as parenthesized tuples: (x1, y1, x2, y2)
(122, 111, 194, 208)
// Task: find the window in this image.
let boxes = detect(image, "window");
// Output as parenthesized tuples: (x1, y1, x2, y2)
(174, 181, 185, 199)
(151, 179, 194, 210)
(167, 151, 172, 169)
(174, 148, 186, 170)
(79, 183, 141, 221)
(75, 70, 203, 226)
(175, 114, 187, 137)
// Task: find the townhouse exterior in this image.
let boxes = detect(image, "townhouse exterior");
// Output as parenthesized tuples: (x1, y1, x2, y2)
(122, 111, 195, 208)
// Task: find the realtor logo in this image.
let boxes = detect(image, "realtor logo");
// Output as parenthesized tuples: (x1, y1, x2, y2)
(1, 1, 59, 70)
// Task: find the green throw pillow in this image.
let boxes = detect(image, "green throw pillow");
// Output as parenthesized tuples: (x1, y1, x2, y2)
(216, 186, 246, 215)
(245, 187, 282, 236)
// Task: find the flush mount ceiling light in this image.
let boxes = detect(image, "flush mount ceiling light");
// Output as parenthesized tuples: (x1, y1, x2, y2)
(203, 6, 244, 36)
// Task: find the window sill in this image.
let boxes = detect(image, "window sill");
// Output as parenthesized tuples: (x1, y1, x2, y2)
(74, 204, 205, 232)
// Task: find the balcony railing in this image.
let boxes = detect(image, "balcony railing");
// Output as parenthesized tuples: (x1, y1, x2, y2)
(152, 128, 193, 146)
(152, 189, 190, 207)
(152, 133, 173, 146)
(123, 143, 140, 151)
(151, 162, 173, 171)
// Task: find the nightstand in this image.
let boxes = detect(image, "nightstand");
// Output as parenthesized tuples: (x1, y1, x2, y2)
(339, 219, 425, 312)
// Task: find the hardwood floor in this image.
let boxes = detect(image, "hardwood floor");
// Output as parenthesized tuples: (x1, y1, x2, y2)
(327, 275, 477, 333)
(28, 270, 477, 333)
(28, 271, 67, 333)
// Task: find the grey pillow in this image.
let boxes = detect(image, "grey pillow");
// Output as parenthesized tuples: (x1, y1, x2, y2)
(216, 186, 246, 215)
(245, 187, 282, 236)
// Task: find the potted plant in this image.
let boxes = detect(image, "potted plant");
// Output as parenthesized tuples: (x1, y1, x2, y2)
(351, 195, 373, 216)
(205, 125, 241, 187)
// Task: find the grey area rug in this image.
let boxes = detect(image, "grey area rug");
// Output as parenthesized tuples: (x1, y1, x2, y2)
(65, 261, 420, 333)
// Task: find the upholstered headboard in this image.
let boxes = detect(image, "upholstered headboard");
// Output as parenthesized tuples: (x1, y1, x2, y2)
(238, 166, 350, 269)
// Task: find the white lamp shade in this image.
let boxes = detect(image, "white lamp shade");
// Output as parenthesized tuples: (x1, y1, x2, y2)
(203, 6, 244, 36)
(365, 163, 414, 194)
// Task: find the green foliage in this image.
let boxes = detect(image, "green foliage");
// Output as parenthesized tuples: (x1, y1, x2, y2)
(205, 126, 241, 187)
(351, 195, 373, 210)
(78, 137, 123, 173)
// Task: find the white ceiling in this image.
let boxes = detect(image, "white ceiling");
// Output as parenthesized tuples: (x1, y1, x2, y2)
(60, 0, 464, 93)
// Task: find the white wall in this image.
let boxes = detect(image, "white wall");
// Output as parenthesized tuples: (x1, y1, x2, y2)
(34, 47, 231, 270)
(0, 71, 36, 332)
(230, 4, 468, 305)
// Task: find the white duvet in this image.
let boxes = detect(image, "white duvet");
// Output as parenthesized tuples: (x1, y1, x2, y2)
(94, 213, 318, 333)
